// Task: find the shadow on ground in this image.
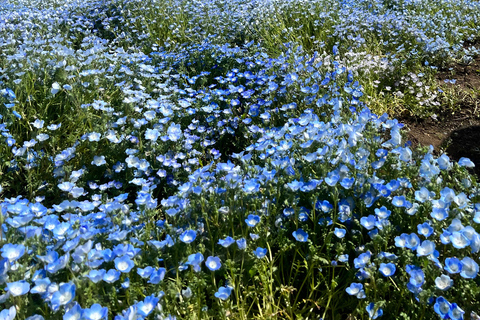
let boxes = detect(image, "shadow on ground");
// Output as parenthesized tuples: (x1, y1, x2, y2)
(445, 126, 480, 177)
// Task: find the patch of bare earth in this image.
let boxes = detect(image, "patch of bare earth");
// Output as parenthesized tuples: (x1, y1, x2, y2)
(401, 44, 480, 176)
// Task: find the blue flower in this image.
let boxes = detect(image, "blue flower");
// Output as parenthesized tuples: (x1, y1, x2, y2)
(236, 238, 247, 250)
(378, 263, 396, 277)
(137, 294, 159, 317)
(0, 306, 16, 320)
(218, 236, 235, 247)
(345, 283, 366, 299)
(458, 157, 475, 168)
(7, 280, 30, 296)
(366, 302, 383, 319)
(374, 206, 391, 220)
(435, 274, 453, 291)
(292, 228, 308, 242)
(460, 257, 478, 279)
(206, 256, 222, 271)
(360, 215, 376, 230)
(334, 228, 346, 238)
(214, 286, 232, 300)
(253, 247, 267, 259)
(114, 255, 135, 273)
(148, 268, 166, 284)
(167, 123, 182, 141)
(417, 222, 433, 238)
(1, 243, 25, 262)
(445, 257, 462, 274)
(86, 269, 105, 283)
(448, 303, 465, 320)
(186, 253, 204, 272)
(416, 240, 435, 257)
(179, 229, 197, 243)
(245, 214, 260, 227)
(408, 268, 425, 288)
(103, 269, 121, 283)
(434, 296, 451, 319)
(137, 266, 154, 279)
(392, 195, 411, 208)
(83, 304, 108, 320)
(63, 304, 82, 320)
(354, 251, 371, 269)
(51, 282, 75, 311)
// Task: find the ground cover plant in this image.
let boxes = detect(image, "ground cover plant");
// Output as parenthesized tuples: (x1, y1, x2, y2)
(0, 0, 480, 319)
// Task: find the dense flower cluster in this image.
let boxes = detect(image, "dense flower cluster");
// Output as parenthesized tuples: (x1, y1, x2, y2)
(0, 0, 479, 319)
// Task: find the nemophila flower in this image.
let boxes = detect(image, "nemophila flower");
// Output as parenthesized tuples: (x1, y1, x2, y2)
(236, 238, 247, 250)
(253, 247, 267, 259)
(448, 303, 465, 320)
(134, 295, 158, 318)
(148, 268, 166, 284)
(417, 222, 433, 238)
(51, 82, 61, 95)
(7, 280, 30, 296)
(186, 253, 204, 273)
(179, 229, 197, 243)
(445, 257, 462, 274)
(408, 268, 425, 288)
(145, 128, 160, 142)
(366, 302, 383, 319)
(245, 214, 260, 227)
(63, 304, 82, 320)
(167, 123, 182, 141)
(137, 266, 154, 279)
(91, 156, 106, 166)
(103, 269, 121, 283)
(460, 257, 479, 279)
(121, 278, 130, 289)
(354, 252, 371, 269)
(345, 283, 366, 299)
(87, 132, 101, 142)
(417, 240, 435, 257)
(334, 228, 346, 238)
(392, 195, 411, 208)
(31, 278, 51, 295)
(218, 236, 235, 247)
(283, 208, 294, 217)
(379, 263, 396, 277)
(438, 154, 452, 170)
(0, 306, 16, 320)
(87, 269, 105, 283)
(434, 296, 451, 319)
(374, 206, 391, 220)
(435, 274, 453, 291)
(405, 233, 421, 251)
(450, 232, 470, 249)
(51, 282, 75, 311)
(114, 255, 135, 273)
(206, 256, 222, 271)
(360, 215, 376, 230)
(458, 157, 475, 168)
(316, 200, 333, 213)
(83, 304, 108, 320)
(243, 179, 260, 194)
(1, 243, 25, 262)
(214, 286, 232, 300)
(292, 228, 308, 242)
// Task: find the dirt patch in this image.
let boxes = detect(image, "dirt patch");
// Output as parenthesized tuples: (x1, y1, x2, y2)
(403, 114, 480, 176)
(436, 54, 480, 91)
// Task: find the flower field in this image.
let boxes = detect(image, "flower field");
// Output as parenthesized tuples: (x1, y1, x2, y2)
(0, 0, 480, 319)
